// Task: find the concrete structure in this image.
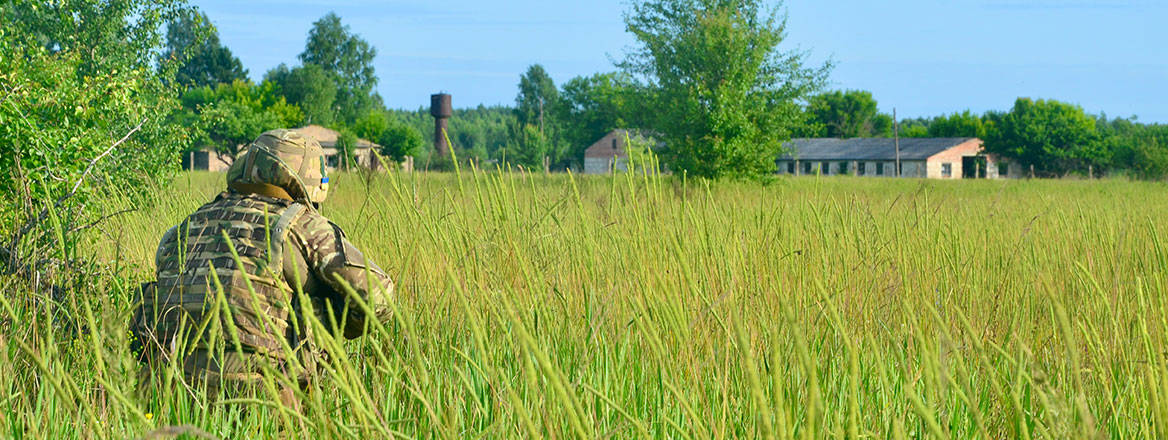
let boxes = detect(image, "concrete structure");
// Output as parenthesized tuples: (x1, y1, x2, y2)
(583, 130, 659, 174)
(294, 125, 383, 170)
(776, 138, 1020, 179)
(430, 93, 452, 157)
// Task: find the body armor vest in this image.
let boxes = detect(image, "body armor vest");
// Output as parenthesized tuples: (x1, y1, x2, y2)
(135, 193, 308, 359)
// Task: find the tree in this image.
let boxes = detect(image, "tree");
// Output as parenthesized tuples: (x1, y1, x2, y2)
(379, 121, 425, 162)
(927, 110, 986, 138)
(559, 72, 645, 166)
(299, 12, 378, 123)
(382, 105, 515, 166)
(985, 98, 1102, 176)
(621, 0, 830, 179)
(806, 90, 892, 138)
(189, 80, 303, 157)
(335, 129, 360, 169)
(265, 63, 337, 125)
(160, 9, 248, 88)
(1, 0, 192, 206)
(897, 117, 931, 138)
(1099, 117, 1168, 179)
(516, 64, 560, 130)
(351, 109, 390, 141)
(509, 64, 568, 167)
(502, 124, 561, 169)
(1116, 137, 1168, 180)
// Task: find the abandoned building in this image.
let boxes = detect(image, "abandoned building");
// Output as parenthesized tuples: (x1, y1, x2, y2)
(180, 149, 234, 172)
(292, 125, 383, 169)
(776, 138, 1022, 179)
(182, 125, 385, 171)
(582, 130, 660, 174)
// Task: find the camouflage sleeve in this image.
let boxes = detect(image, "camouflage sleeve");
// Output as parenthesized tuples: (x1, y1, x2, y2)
(292, 212, 394, 339)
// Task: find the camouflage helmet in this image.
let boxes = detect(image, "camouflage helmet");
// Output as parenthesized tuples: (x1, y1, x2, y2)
(226, 129, 330, 204)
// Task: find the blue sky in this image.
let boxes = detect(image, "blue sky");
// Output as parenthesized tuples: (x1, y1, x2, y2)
(194, 0, 1168, 122)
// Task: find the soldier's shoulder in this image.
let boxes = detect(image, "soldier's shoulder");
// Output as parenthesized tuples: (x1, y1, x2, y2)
(290, 207, 346, 239)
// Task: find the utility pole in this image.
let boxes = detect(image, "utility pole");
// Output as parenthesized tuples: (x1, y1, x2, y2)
(894, 108, 901, 177)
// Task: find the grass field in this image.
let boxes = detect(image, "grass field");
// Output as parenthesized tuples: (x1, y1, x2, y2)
(2, 167, 1168, 438)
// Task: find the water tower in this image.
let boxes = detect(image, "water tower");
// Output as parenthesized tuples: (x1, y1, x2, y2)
(430, 93, 452, 156)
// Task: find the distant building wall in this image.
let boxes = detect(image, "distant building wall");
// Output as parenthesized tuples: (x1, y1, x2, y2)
(181, 125, 391, 173)
(988, 158, 1024, 179)
(583, 130, 632, 174)
(182, 150, 233, 172)
(298, 125, 382, 171)
(925, 138, 982, 179)
(584, 156, 628, 174)
(322, 147, 377, 170)
(779, 159, 926, 177)
(900, 161, 925, 177)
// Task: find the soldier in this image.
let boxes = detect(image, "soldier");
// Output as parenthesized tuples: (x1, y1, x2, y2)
(131, 129, 393, 406)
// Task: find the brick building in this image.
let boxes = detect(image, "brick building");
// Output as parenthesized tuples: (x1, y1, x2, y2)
(293, 125, 383, 170)
(583, 130, 659, 174)
(182, 125, 387, 172)
(776, 138, 1022, 179)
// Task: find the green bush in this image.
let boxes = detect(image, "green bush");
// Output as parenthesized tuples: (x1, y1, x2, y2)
(0, 1, 193, 213)
(379, 121, 425, 162)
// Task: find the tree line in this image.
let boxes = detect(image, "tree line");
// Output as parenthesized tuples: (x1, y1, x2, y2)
(801, 90, 1168, 178)
(4, 0, 1167, 209)
(163, 10, 426, 167)
(163, 1, 1167, 180)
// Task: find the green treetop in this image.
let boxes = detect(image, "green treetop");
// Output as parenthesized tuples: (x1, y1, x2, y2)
(806, 90, 892, 138)
(160, 9, 248, 88)
(265, 63, 338, 126)
(985, 98, 1103, 176)
(621, 0, 830, 179)
(299, 12, 379, 123)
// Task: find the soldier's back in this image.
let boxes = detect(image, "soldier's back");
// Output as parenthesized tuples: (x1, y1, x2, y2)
(134, 192, 306, 383)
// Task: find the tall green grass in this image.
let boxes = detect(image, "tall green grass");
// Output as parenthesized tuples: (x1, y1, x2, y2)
(2, 167, 1167, 438)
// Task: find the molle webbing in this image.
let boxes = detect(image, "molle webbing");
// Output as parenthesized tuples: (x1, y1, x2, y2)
(271, 203, 306, 267)
(147, 196, 303, 358)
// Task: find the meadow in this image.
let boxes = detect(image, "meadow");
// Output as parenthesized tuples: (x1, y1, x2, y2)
(2, 167, 1167, 439)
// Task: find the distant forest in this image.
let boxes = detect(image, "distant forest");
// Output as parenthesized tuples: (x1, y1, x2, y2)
(6, 1, 1164, 187)
(162, 7, 1168, 179)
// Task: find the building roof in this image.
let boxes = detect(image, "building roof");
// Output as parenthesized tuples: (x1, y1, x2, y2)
(295, 125, 380, 150)
(780, 138, 980, 161)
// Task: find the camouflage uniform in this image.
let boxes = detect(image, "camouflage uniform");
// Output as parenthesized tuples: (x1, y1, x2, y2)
(131, 129, 392, 389)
